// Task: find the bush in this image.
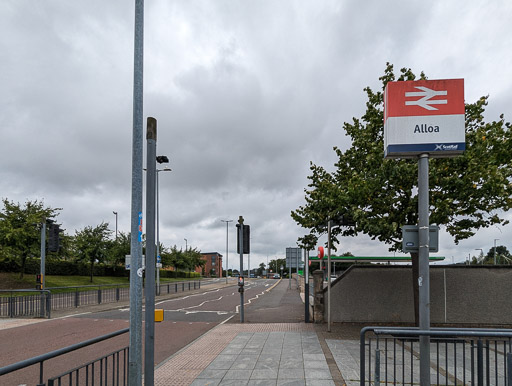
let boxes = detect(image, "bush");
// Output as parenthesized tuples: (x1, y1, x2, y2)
(0, 257, 200, 279)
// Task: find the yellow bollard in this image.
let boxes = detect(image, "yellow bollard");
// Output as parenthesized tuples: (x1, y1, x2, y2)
(155, 309, 164, 322)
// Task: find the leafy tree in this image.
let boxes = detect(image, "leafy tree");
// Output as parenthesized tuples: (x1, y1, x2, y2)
(292, 63, 512, 323)
(107, 231, 131, 267)
(72, 222, 112, 282)
(269, 258, 286, 274)
(257, 262, 266, 276)
(184, 247, 205, 273)
(484, 245, 511, 265)
(0, 199, 60, 278)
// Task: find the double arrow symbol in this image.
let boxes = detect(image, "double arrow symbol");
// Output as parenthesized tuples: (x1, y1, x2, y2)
(405, 86, 448, 111)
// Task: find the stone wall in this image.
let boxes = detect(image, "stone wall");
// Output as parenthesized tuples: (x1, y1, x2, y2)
(324, 265, 512, 326)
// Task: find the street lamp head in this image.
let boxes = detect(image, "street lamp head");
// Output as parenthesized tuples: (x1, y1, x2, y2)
(156, 155, 169, 164)
(113, 211, 117, 215)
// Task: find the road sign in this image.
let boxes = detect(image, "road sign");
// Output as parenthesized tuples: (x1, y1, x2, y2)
(384, 79, 465, 158)
(317, 246, 324, 259)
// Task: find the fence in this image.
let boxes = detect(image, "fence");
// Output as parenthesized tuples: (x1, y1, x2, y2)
(360, 326, 512, 385)
(0, 289, 51, 318)
(47, 346, 129, 386)
(0, 280, 201, 318)
(0, 328, 129, 385)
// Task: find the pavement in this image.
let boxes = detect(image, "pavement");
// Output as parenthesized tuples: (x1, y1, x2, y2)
(152, 279, 364, 386)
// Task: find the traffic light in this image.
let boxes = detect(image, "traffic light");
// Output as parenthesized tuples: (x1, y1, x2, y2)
(236, 224, 250, 254)
(48, 224, 60, 252)
(36, 274, 43, 290)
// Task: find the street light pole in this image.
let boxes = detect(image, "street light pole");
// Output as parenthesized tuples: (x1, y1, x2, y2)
(221, 220, 233, 283)
(113, 211, 118, 240)
(155, 166, 171, 296)
(494, 239, 500, 265)
(184, 238, 188, 251)
(475, 248, 483, 264)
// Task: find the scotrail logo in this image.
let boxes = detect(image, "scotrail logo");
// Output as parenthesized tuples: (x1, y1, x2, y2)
(435, 144, 459, 151)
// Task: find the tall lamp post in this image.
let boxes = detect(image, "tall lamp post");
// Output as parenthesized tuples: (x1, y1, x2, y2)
(475, 248, 483, 264)
(184, 238, 188, 250)
(155, 159, 171, 296)
(221, 219, 233, 283)
(494, 239, 500, 265)
(113, 211, 118, 240)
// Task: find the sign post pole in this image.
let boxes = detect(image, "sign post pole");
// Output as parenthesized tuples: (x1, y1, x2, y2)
(418, 153, 430, 385)
(238, 216, 244, 323)
(327, 220, 332, 333)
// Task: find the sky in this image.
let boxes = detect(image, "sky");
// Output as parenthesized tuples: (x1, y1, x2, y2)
(1, 0, 511, 272)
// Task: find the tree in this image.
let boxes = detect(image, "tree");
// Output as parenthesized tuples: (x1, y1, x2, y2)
(269, 258, 286, 274)
(484, 245, 511, 265)
(257, 262, 266, 276)
(292, 63, 512, 323)
(73, 222, 112, 282)
(107, 231, 131, 268)
(0, 199, 60, 278)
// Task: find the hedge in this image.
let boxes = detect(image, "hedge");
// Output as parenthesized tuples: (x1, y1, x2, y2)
(0, 257, 200, 279)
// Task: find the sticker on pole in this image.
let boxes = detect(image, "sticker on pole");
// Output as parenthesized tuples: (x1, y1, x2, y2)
(384, 78, 465, 158)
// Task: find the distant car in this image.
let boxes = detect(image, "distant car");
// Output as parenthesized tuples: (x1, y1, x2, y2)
(250, 274, 255, 278)
(273, 274, 280, 279)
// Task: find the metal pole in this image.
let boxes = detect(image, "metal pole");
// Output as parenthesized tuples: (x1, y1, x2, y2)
(418, 153, 430, 385)
(304, 248, 310, 323)
(40, 221, 46, 289)
(238, 216, 244, 323)
(156, 171, 160, 295)
(327, 220, 332, 333)
(113, 211, 118, 240)
(296, 248, 299, 289)
(494, 239, 499, 265)
(221, 220, 232, 284)
(144, 117, 157, 386)
(288, 254, 292, 289)
(129, 0, 144, 384)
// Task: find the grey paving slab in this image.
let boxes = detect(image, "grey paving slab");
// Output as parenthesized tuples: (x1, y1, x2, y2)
(278, 368, 305, 379)
(303, 360, 329, 370)
(206, 360, 233, 370)
(251, 368, 279, 379)
(219, 380, 249, 386)
(190, 379, 222, 386)
(277, 380, 306, 386)
(304, 369, 332, 380)
(305, 380, 336, 386)
(197, 369, 228, 379)
(223, 369, 253, 380)
(248, 380, 278, 386)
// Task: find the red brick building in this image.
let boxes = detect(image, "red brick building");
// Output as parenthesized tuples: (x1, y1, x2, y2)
(196, 252, 223, 278)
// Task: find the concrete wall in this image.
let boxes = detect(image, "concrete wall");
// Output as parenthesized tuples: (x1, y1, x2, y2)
(324, 265, 512, 326)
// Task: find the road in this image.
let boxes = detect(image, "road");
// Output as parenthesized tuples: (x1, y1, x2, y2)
(0, 278, 299, 384)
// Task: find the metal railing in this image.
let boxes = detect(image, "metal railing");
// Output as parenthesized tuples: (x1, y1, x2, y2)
(47, 346, 129, 386)
(360, 326, 512, 385)
(1, 280, 201, 318)
(0, 328, 129, 385)
(0, 289, 51, 318)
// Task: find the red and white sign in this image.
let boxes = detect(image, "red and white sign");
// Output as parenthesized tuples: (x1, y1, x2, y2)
(384, 79, 465, 158)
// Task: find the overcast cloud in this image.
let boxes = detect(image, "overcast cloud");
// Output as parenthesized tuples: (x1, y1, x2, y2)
(1, 0, 511, 270)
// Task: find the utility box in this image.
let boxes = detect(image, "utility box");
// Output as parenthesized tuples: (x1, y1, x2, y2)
(402, 225, 439, 253)
(155, 309, 164, 322)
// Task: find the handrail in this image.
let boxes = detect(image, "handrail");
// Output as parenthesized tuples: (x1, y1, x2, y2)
(0, 328, 129, 381)
(360, 326, 512, 386)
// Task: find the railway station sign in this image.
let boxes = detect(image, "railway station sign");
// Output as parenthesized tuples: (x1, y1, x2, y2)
(384, 78, 465, 158)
